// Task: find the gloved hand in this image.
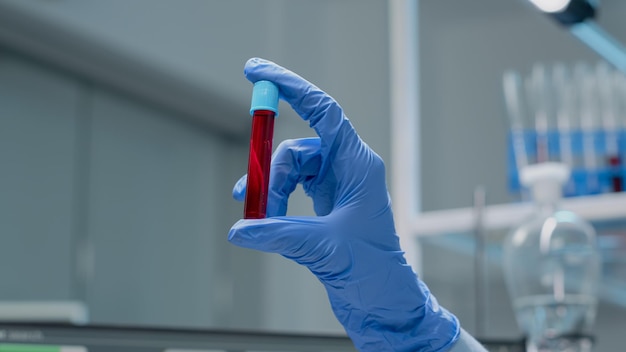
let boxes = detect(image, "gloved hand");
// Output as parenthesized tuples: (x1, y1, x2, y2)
(229, 58, 460, 352)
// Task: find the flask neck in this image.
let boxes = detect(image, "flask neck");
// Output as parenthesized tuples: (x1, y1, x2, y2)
(535, 199, 560, 215)
(520, 162, 569, 210)
(530, 179, 563, 209)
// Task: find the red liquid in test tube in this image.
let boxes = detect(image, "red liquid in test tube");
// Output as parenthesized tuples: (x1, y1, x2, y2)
(244, 110, 275, 218)
(609, 155, 623, 192)
(244, 80, 279, 219)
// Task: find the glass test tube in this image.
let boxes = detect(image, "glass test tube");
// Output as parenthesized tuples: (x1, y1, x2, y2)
(575, 63, 601, 193)
(552, 63, 577, 195)
(614, 72, 626, 191)
(244, 81, 279, 219)
(503, 70, 529, 170)
(529, 64, 552, 163)
(552, 63, 574, 167)
(597, 62, 622, 192)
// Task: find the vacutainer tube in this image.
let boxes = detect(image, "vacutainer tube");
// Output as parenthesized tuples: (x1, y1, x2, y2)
(244, 80, 279, 219)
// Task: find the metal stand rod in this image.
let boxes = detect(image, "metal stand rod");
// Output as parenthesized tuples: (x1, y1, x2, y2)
(473, 186, 487, 337)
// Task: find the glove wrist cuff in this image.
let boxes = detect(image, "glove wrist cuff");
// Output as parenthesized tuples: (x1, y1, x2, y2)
(324, 264, 460, 351)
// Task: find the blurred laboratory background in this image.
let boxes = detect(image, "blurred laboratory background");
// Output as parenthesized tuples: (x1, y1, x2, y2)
(1, 0, 626, 351)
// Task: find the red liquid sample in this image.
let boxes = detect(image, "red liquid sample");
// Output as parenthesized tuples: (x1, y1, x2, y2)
(244, 110, 275, 219)
(609, 155, 623, 192)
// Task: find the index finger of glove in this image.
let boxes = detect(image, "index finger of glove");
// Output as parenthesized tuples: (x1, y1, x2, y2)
(244, 58, 362, 167)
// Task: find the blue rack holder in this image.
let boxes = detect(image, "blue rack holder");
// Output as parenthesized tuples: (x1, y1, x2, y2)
(507, 129, 626, 197)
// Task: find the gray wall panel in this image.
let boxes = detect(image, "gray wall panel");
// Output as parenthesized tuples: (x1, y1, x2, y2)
(0, 50, 79, 300)
(86, 89, 224, 327)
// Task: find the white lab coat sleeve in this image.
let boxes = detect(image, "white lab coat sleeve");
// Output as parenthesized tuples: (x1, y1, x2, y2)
(447, 328, 488, 352)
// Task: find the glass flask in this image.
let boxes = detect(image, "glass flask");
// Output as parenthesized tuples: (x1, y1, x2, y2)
(503, 162, 600, 352)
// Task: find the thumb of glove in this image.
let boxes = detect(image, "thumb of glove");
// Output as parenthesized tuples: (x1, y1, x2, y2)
(229, 216, 352, 283)
(229, 216, 326, 259)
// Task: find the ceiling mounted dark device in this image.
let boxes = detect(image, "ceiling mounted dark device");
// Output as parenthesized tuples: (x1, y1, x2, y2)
(528, 0, 626, 74)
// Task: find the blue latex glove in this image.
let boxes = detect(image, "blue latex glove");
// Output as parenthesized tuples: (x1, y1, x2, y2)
(230, 58, 460, 352)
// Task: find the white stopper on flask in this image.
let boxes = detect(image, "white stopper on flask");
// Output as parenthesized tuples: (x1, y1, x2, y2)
(520, 162, 571, 203)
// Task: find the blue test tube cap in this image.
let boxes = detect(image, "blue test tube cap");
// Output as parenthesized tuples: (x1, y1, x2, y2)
(250, 80, 279, 116)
